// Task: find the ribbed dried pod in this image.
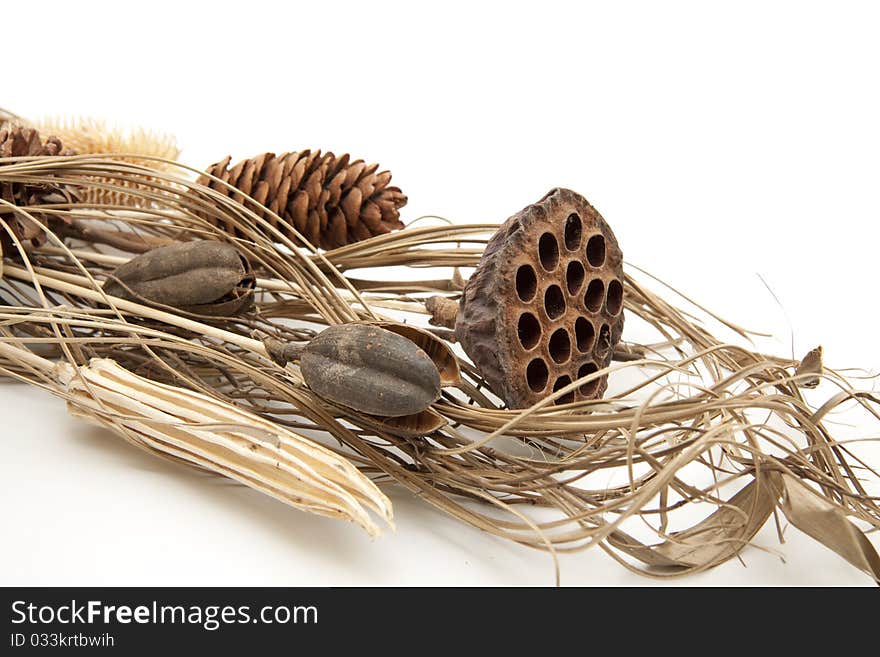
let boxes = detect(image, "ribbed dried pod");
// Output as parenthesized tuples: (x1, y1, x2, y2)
(197, 150, 407, 250)
(438, 188, 625, 409)
(31, 116, 181, 207)
(102, 241, 255, 316)
(364, 321, 461, 388)
(265, 323, 443, 418)
(52, 356, 393, 536)
(0, 122, 74, 252)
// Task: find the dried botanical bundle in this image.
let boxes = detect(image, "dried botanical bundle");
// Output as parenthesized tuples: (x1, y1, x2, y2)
(32, 115, 180, 207)
(197, 150, 407, 250)
(2, 157, 879, 584)
(0, 341, 392, 536)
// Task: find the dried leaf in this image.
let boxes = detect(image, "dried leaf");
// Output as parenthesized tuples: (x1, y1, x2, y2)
(654, 479, 776, 567)
(605, 479, 776, 572)
(771, 473, 880, 583)
(794, 346, 823, 388)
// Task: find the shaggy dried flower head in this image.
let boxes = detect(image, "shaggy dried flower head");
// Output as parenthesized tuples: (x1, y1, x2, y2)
(33, 116, 181, 206)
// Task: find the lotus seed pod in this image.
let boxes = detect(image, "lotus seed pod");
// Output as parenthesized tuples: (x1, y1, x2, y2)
(103, 240, 255, 316)
(298, 324, 442, 417)
(455, 188, 625, 408)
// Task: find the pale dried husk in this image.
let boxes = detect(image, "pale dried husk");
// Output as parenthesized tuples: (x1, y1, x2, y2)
(0, 340, 391, 537)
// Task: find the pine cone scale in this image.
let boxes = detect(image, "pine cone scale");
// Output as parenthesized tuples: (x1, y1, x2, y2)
(0, 122, 74, 252)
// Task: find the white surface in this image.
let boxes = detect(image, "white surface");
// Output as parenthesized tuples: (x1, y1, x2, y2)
(2, 1, 879, 586)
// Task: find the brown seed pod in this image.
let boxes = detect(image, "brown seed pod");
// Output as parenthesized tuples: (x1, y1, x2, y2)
(455, 188, 625, 408)
(359, 407, 447, 437)
(363, 321, 461, 387)
(103, 240, 255, 316)
(270, 324, 442, 418)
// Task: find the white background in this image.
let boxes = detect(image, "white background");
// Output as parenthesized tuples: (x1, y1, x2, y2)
(2, 1, 878, 585)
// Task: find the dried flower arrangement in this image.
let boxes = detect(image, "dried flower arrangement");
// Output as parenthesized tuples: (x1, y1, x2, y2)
(0, 118, 878, 584)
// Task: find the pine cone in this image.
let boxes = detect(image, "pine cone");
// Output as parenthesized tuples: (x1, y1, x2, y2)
(0, 122, 69, 159)
(196, 150, 407, 250)
(0, 122, 74, 252)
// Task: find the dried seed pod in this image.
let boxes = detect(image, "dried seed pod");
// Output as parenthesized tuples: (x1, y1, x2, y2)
(360, 408, 447, 437)
(103, 240, 255, 316)
(267, 323, 442, 418)
(364, 321, 461, 387)
(455, 188, 625, 408)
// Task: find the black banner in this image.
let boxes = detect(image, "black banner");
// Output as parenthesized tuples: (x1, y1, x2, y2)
(0, 587, 872, 651)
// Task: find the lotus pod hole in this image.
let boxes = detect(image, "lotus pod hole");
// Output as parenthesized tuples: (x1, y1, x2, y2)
(544, 284, 566, 319)
(455, 188, 625, 408)
(553, 375, 574, 404)
(578, 362, 600, 396)
(515, 264, 538, 301)
(548, 328, 572, 364)
(566, 260, 585, 294)
(517, 312, 542, 349)
(586, 234, 606, 267)
(564, 213, 582, 251)
(606, 279, 624, 316)
(526, 358, 549, 392)
(575, 317, 596, 352)
(584, 278, 605, 312)
(596, 324, 612, 359)
(538, 232, 559, 271)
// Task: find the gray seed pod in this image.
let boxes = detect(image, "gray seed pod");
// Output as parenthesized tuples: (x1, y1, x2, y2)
(103, 240, 255, 316)
(270, 324, 442, 417)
